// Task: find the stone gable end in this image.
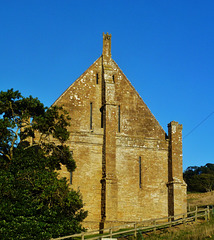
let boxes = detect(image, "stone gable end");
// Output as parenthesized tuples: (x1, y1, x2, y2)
(54, 33, 187, 230)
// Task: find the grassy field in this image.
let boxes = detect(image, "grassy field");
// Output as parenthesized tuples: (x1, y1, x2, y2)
(121, 192, 214, 240)
(141, 218, 214, 239)
(187, 191, 214, 209)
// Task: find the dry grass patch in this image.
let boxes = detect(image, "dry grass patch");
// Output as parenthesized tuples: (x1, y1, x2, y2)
(140, 219, 214, 239)
(187, 191, 214, 208)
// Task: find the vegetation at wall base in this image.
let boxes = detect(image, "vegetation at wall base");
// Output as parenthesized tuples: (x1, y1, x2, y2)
(0, 89, 87, 240)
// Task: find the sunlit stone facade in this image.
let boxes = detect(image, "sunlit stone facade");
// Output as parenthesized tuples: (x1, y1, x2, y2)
(54, 33, 187, 230)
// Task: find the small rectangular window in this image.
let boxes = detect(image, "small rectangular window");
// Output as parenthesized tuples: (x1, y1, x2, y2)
(90, 102, 93, 130)
(118, 105, 120, 132)
(96, 73, 99, 84)
(139, 156, 142, 188)
(112, 75, 115, 83)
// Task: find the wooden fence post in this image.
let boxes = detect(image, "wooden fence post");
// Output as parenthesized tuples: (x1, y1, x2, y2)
(206, 206, 210, 221)
(195, 206, 198, 223)
(134, 222, 137, 238)
(81, 233, 85, 240)
(169, 216, 172, 228)
(110, 228, 112, 238)
(183, 214, 185, 224)
(208, 206, 210, 221)
(153, 220, 156, 233)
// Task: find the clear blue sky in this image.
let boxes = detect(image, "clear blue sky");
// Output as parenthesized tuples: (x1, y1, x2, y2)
(1, 0, 213, 170)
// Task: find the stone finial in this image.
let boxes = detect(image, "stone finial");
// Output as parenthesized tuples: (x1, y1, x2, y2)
(103, 32, 111, 40)
(168, 121, 182, 128)
(103, 32, 112, 58)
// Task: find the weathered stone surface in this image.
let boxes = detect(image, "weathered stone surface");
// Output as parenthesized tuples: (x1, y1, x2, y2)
(54, 33, 187, 230)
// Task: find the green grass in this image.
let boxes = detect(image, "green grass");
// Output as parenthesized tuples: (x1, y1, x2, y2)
(137, 218, 214, 240)
(71, 211, 214, 240)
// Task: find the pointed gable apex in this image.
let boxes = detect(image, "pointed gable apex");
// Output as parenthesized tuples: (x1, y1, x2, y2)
(53, 56, 102, 107)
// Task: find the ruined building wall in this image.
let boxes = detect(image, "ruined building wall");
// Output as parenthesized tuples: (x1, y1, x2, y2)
(53, 33, 187, 230)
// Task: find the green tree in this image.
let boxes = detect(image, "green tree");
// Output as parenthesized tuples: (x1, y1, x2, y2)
(0, 89, 87, 240)
(184, 163, 214, 192)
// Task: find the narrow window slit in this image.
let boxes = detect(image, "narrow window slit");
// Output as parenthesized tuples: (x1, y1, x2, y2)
(118, 105, 120, 132)
(96, 73, 99, 84)
(139, 156, 142, 188)
(90, 102, 93, 130)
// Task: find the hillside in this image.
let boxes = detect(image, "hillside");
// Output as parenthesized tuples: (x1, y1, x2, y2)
(187, 191, 214, 208)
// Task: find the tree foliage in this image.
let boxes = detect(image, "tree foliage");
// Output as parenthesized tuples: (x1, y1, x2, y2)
(0, 89, 87, 239)
(183, 163, 214, 192)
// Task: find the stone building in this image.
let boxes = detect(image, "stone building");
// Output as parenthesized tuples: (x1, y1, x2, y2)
(54, 33, 187, 230)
